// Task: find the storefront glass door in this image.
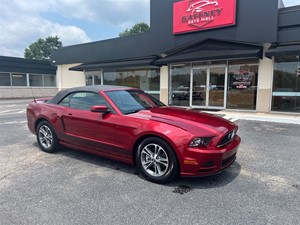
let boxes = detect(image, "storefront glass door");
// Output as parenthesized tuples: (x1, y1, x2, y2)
(208, 67, 226, 108)
(191, 68, 207, 107)
(191, 66, 226, 109)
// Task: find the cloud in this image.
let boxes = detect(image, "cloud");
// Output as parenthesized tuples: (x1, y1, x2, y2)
(50, 0, 150, 26)
(284, 0, 300, 6)
(0, 0, 149, 57)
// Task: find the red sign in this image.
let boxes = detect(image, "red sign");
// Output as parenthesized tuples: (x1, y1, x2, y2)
(173, 0, 237, 34)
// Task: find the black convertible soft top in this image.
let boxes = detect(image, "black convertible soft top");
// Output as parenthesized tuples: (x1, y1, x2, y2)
(47, 85, 134, 104)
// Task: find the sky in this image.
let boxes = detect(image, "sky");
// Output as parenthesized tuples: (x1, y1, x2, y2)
(0, 0, 299, 58)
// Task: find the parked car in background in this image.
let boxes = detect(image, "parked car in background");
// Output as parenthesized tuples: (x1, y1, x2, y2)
(172, 85, 203, 100)
(27, 85, 240, 183)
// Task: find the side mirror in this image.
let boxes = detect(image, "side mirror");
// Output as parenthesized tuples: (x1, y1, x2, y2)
(90, 105, 111, 113)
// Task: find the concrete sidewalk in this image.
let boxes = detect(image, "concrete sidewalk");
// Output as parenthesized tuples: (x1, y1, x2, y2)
(205, 110, 300, 125)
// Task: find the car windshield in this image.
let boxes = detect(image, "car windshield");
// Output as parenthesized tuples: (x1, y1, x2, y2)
(106, 90, 165, 114)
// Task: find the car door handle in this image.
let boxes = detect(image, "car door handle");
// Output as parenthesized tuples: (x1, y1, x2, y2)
(68, 113, 72, 116)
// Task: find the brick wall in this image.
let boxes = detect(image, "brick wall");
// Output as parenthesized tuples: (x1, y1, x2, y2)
(0, 87, 58, 99)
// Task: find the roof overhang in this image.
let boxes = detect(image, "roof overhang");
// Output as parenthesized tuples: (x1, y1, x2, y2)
(155, 39, 263, 65)
(69, 57, 159, 72)
(265, 44, 300, 58)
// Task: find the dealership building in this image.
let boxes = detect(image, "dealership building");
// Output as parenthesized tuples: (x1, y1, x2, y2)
(0, 56, 57, 98)
(51, 0, 300, 113)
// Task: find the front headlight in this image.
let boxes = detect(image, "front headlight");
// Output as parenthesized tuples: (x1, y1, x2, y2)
(189, 137, 212, 147)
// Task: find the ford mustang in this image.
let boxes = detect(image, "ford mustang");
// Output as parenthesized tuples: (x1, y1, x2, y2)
(27, 85, 240, 183)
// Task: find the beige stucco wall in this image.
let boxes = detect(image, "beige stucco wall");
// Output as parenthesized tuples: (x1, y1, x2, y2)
(56, 64, 85, 90)
(159, 66, 169, 105)
(257, 43, 273, 113)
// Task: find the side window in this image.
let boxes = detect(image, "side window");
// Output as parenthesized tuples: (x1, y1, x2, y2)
(59, 92, 109, 110)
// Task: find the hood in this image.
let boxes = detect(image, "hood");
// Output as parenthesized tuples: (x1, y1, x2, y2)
(129, 107, 236, 136)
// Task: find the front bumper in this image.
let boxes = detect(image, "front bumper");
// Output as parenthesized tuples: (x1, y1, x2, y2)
(180, 135, 241, 177)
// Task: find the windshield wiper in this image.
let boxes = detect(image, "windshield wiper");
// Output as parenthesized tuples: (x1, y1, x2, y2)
(125, 109, 144, 114)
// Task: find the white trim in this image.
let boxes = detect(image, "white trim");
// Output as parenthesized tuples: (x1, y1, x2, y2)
(206, 67, 210, 107)
(224, 64, 228, 108)
(189, 67, 193, 106)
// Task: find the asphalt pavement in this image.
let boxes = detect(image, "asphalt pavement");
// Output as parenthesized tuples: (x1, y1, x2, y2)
(0, 99, 300, 225)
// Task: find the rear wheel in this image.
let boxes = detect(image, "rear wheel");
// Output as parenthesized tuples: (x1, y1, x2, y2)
(136, 137, 179, 183)
(36, 121, 59, 153)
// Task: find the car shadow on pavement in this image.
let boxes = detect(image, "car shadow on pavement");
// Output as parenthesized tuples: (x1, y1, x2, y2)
(167, 162, 241, 192)
(33, 143, 241, 190)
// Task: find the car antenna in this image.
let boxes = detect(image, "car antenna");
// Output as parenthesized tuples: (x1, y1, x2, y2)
(30, 87, 36, 103)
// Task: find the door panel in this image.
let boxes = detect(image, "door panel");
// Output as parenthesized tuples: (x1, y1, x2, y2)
(61, 108, 119, 153)
(209, 67, 226, 107)
(192, 68, 207, 106)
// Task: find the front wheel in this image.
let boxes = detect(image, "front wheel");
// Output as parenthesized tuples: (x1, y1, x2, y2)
(136, 137, 179, 183)
(36, 121, 59, 153)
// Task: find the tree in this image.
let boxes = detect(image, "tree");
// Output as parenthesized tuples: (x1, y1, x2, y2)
(119, 22, 150, 37)
(24, 36, 63, 61)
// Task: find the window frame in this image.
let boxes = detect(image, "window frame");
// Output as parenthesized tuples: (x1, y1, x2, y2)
(58, 91, 114, 112)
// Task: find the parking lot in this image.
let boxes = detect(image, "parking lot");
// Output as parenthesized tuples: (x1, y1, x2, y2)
(0, 99, 299, 225)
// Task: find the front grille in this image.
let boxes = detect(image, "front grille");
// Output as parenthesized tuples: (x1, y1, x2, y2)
(222, 154, 236, 167)
(217, 129, 236, 147)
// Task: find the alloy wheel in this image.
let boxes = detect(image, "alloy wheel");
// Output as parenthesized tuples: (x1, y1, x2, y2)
(141, 143, 169, 177)
(38, 125, 53, 149)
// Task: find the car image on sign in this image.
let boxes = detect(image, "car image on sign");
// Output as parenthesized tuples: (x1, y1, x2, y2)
(27, 85, 240, 183)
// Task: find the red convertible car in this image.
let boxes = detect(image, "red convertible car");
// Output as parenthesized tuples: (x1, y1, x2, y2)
(27, 85, 240, 183)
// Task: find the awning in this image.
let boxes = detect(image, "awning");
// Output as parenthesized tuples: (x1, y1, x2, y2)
(155, 39, 263, 65)
(265, 44, 300, 58)
(69, 57, 158, 71)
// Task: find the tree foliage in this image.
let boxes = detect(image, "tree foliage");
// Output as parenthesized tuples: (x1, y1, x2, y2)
(24, 36, 63, 61)
(119, 22, 150, 37)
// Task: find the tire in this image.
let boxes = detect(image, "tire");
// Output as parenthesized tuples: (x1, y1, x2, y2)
(136, 137, 179, 183)
(36, 121, 59, 153)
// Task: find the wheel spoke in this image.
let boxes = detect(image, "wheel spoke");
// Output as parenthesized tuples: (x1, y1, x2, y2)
(154, 144, 160, 156)
(154, 162, 158, 175)
(40, 128, 47, 136)
(155, 163, 162, 176)
(46, 139, 51, 147)
(156, 158, 168, 167)
(40, 137, 46, 142)
(156, 146, 164, 155)
(142, 161, 153, 170)
(142, 147, 153, 158)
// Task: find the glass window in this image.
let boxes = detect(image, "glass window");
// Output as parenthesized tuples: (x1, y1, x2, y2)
(227, 60, 259, 110)
(44, 75, 56, 87)
(170, 63, 191, 106)
(0, 72, 11, 86)
(86, 74, 93, 86)
(29, 74, 56, 87)
(11, 73, 27, 86)
(85, 71, 102, 86)
(192, 60, 227, 67)
(59, 92, 109, 110)
(106, 90, 164, 114)
(272, 55, 300, 112)
(103, 69, 160, 98)
(29, 74, 43, 87)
